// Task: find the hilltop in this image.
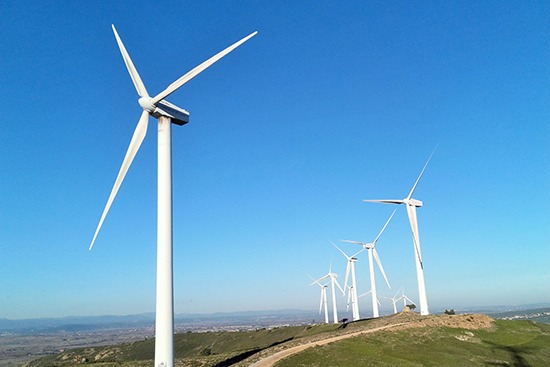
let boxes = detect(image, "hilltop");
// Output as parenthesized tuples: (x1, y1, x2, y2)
(23, 311, 550, 366)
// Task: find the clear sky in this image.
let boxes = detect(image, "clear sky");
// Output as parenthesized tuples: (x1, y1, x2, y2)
(1, 1, 548, 320)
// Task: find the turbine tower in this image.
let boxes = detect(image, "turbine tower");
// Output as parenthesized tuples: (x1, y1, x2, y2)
(363, 151, 435, 316)
(314, 263, 345, 324)
(340, 209, 395, 318)
(89, 25, 256, 367)
(332, 242, 364, 321)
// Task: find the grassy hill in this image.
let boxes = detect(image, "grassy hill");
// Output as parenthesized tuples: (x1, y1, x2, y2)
(273, 318, 550, 366)
(24, 323, 339, 367)
(25, 312, 550, 367)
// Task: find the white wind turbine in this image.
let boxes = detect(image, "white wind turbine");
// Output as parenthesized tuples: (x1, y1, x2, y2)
(332, 242, 365, 321)
(89, 25, 257, 367)
(309, 276, 329, 324)
(398, 290, 416, 310)
(363, 151, 435, 316)
(314, 263, 345, 324)
(340, 209, 396, 318)
(383, 289, 403, 314)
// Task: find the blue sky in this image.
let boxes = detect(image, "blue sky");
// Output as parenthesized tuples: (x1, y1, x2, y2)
(1, 1, 548, 319)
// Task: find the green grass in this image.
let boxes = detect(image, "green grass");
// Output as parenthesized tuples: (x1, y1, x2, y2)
(25, 323, 344, 367)
(25, 316, 550, 367)
(275, 320, 550, 367)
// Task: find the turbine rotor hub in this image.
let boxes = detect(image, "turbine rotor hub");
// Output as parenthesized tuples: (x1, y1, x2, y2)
(138, 97, 156, 113)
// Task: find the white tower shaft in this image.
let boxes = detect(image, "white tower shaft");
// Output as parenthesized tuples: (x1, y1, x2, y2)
(406, 205, 429, 316)
(330, 277, 339, 324)
(323, 288, 329, 324)
(350, 262, 360, 320)
(155, 116, 174, 367)
(367, 249, 379, 318)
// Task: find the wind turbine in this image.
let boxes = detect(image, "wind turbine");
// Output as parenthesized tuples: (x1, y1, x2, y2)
(363, 151, 435, 316)
(398, 290, 416, 310)
(89, 25, 257, 367)
(340, 209, 396, 318)
(332, 242, 365, 321)
(309, 276, 329, 324)
(314, 263, 345, 324)
(383, 289, 403, 314)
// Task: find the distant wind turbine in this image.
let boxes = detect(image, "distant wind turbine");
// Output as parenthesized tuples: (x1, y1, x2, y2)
(383, 289, 403, 314)
(399, 292, 416, 310)
(340, 209, 396, 318)
(88, 25, 257, 367)
(363, 150, 435, 316)
(309, 276, 329, 324)
(314, 262, 345, 324)
(332, 242, 365, 321)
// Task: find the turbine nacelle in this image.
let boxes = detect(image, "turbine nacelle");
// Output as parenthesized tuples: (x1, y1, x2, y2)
(154, 100, 190, 126)
(404, 197, 423, 207)
(138, 97, 190, 126)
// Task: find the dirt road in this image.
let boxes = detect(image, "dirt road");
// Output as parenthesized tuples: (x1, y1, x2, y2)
(248, 322, 406, 367)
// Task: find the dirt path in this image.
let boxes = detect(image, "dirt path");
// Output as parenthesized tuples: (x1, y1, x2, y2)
(248, 322, 407, 367)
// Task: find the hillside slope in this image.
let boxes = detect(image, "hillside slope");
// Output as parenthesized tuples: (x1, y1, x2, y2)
(25, 312, 550, 367)
(261, 313, 550, 367)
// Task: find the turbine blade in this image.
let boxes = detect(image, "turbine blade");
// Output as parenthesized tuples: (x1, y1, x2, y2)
(111, 25, 149, 98)
(152, 31, 258, 105)
(333, 276, 345, 295)
(373, 209, 396, 245)
(407, 148, 436, 200)
(340, 239, 365, 246)
(373, 248, 391, 289)
(363, 199, 404, 205)
(344, 262, 351, 291)
(89, 111, 149, 250)
(351, 248, 366, 258)
(359, 290, 371, 298)
(332, 241, 351, 260)
(308, 274, 321, 286)
(315, 274, 330, 284)
(393, 288, 402, 300)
